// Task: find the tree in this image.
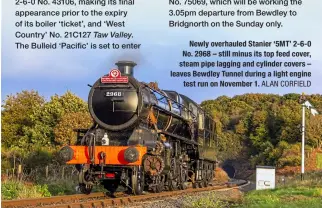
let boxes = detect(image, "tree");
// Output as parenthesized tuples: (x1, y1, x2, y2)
(277, 143, 302, 167)
(1, 90, 47, 167)
(201, 93, 322, 168)
(34, 91, 89, 145)
(54, 112, 93, 146)
(1, 90, 92, 167)
(306, 115, 322, 148)
(1, 90, 45, 149)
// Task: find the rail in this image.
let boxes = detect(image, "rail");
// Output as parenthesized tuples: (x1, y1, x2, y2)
(2, 180, 249, 208)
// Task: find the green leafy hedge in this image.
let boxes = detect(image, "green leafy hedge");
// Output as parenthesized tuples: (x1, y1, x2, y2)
(1, 180, 51, 200)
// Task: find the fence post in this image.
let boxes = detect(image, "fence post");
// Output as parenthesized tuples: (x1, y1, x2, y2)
(46, 166, 49, 179)
(62, 167, 65, 179)
(18, 165, 22, 181)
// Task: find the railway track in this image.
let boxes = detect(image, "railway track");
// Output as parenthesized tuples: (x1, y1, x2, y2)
(2, 180, 249, 208)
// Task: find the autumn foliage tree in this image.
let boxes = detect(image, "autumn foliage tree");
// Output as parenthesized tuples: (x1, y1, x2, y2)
(201, 93, 322, 168)
(1, 90, 93, 170)
(1, 90, 45, 150)
(33, 91, 90, 146)
(54, 112, 92, 146)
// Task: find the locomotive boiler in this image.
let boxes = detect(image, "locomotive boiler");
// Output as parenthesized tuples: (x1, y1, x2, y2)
(59, 61, 217, 195)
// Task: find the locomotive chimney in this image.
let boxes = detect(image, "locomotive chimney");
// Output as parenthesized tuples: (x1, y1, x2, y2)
(115, 61, 137, 76)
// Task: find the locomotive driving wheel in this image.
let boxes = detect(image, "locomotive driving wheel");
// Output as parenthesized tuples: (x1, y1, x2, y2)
(152, 175, 164, 193)
(179, 163, 188, 190)
(131, 166, 144, 195)
(79, 183, 93, 195)
(168, 158, 179, 191)
(78, 169, 94, 194)
(198, 181, 204, 188)
(168, 172, 178, 191)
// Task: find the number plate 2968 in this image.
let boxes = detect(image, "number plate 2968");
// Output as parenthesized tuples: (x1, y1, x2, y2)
(105, 92, 123, 97)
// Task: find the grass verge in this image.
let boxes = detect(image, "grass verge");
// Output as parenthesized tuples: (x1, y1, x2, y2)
(237, 187, 322, 208)
(2, 178, 109, 200)
(1, 179, 51, 200)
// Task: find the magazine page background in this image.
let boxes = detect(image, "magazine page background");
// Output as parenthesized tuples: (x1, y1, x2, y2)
(2, 0, 322, 102)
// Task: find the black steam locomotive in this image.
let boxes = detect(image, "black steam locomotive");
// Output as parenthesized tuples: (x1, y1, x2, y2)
(60, 61, 217, 195)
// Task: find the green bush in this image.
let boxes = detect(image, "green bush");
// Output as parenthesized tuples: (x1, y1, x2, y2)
(1, 180, 51, 200)
(47, 179, 77, 196)
(1, 180, 20, 200)
(24, 149, 53, 170)
(278, 156, 301, 167)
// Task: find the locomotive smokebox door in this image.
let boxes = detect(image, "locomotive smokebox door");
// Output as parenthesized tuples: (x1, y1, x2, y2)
(91, 87, 139, 126)
(88, 61, 144, 131)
